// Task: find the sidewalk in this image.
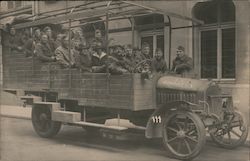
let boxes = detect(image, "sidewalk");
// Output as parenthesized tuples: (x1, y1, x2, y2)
(1, 105, 249, 147)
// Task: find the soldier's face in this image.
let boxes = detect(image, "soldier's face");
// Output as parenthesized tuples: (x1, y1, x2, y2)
(142, 46, 150, 55)
(62, 38, 69, 48)
(155, 50, 163, 59)
(10, 27, 16, 35)
(41, 35, 48, 43)
(56, 34, 63, 41)
(176, 50, 184, 57)
(46, 29, 52, 38)
(95, 30, 102, 38)
(126, 48, 133, 57)
(116, 47, 125, 57)
(74, 41, 81, 50)
(35, 29, 41, 37)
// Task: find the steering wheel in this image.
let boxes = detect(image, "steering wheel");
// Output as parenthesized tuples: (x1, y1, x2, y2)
(134, 59, 151, 73)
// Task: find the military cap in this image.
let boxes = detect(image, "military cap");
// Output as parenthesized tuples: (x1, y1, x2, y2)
(43, 26, 52, 32)
(33, 27, 40, 31)
(177, 45, 185, 52)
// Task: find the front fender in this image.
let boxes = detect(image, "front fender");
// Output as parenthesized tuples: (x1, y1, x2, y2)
(145, 101, 197, 138)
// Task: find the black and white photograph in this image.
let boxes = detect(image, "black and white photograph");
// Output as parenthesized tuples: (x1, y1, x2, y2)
(0, 1, 249, 161)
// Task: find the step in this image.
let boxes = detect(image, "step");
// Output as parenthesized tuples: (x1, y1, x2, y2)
(52, 111, 81, 123)
(33, 102, 61, 112)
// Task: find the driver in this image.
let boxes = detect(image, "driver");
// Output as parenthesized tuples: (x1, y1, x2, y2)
(134, 43, 152, 73)
(151, 48, 167, 73)
(171, 46, 193, 75)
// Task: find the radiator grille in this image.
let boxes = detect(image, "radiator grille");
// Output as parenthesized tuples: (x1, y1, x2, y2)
(157, 89, 198, 104)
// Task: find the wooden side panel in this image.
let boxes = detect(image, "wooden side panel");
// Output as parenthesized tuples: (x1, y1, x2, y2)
(76, 73, 134, 110)
(3, 52, 35, 89)
(108, 74, 133, 109)
(132, 74, 158, 111)
(25, 59, 50, 90)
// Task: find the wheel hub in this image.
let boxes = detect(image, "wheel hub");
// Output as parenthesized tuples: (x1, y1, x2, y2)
(177, 130, 186, 138)
(39, 113, 48, 121)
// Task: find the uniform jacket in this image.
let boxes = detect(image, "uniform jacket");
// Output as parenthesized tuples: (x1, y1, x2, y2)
(107, 54, 129, 74)
(91, 51, 108, 73)
(3, 32, 23, 53)
(35, 42, 54, 62)
(48, 39, 57, 52)
(151, 58, 167, 73)
(55, 46, 75, 68)
(172, 54, 193, 74)
(72, 49, 92, 72)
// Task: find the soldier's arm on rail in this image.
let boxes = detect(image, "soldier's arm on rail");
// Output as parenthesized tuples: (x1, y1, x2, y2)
(55, 49, 70, 67)
(36, 44, 54, 62)
(3, 38, 20, 51)
(176, 57, 193, 70)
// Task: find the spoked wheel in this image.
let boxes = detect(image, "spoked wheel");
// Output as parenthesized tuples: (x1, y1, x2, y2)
(162, 111, 206, 160)
(32, 106, 61, 138)
(210, 111, 248, 149)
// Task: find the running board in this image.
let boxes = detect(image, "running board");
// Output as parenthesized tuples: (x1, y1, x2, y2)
(74, 121, 128, 131)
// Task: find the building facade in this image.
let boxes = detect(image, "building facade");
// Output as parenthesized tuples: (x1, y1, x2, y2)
(0, 0, 249, 122)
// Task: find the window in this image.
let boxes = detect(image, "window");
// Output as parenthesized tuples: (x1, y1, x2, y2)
(15, 1, 22, 8)
(141, 35, 164, 58)
(136, 14, 165, 57)
(7, 1, 23, 9)
(194, 0, 235, 79)
(201, 30, 217, 78)
(222, 28, 235, 78)
(7, 1, 14, 9)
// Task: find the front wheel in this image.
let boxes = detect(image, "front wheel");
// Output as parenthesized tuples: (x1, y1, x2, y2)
(162, 111, 206, 160)
(32, 106, 61, 138)
(210, 111, 248, 149)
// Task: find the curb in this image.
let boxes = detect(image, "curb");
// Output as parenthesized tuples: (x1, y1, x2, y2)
(1, 113, 250, 148)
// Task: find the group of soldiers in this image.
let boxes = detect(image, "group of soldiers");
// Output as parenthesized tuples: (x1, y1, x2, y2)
(3, 25, 193, 75)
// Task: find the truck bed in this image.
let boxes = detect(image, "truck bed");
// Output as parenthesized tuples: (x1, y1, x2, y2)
(3, 52, 158, 111)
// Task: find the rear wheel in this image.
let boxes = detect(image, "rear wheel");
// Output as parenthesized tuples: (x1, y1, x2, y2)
(210, 111, 248, 149)
(162, 111, 206, 160)
(32, 106, 61, 138)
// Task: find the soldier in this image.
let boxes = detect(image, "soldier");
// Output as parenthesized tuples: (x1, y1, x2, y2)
(94, 29, 106, 46)
(91, 40, 108, 73)
(35, 33, 56, 62)
(21, 28, 33, 57)
(172, 46, 193, 75)
(43, 26, 57, 52)
(33, 27, 41, 44)
(54, 33, 64, 49)
(55, 35, 75, 68)
(141, 42, 152, 60)
(3, 27, 23, 54)
(134, 48, 143, 64)
(72, 40, 92, 72)
(134, 43, 152, 73)
(124, 44, 136, 72)
(151, 48, 167, 73)
(107, 45, 128, 74)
